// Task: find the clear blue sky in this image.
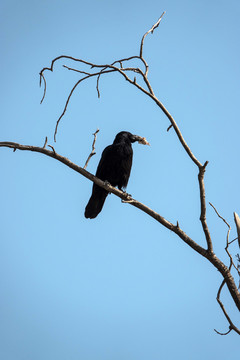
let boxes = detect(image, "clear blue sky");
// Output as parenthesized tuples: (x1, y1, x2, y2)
(1, 0, 240, 359)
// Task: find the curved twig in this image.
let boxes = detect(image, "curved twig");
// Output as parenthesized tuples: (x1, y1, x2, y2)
(214, 279, 240, 335)
(214, 327, 232, 336)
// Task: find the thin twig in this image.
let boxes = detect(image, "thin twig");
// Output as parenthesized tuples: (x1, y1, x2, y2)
(39, 73, 47, 104)
(209, 202, 239, 275)
(140, 12, 166, 58)
(229, 237, 238, 245)
(209, 202, 230, 228)
(1, 140, 240, 330)
(198, 161, 212, 252)
(214, 278, 240, 335)
(48, 145, 56, 155)
(214, 327, 232, 335)
(84, 129, 100, 169)
(63, 66, 91, 76)
(43, 137, 48, 149)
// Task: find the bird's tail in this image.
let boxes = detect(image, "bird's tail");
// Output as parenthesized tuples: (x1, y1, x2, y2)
(84, 186, 108, 219)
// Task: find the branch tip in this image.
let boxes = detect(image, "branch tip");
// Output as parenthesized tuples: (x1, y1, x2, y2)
(43, 137, 48, 149)
(140, 12, 166, 58)
(214, 327, 232, 336)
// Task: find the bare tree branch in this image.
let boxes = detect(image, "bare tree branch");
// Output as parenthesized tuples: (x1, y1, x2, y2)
(214, 279, 240, 335)
(214, 327, 232, 336)
(1, 140, 240, 329)
(210, 202, 240, 275)
(0, 141, 208, 256)
(198, 162, 213, 252)
(84, 129, 99, 169)
(140, 12, 166, 58)
(51, 64, 147, 141)
(48, 144, 56, 155)
(209, 202, 240, 334)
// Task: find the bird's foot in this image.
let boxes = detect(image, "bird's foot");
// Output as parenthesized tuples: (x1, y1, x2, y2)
(121, 191, 133, 203)
(121, 196, 134, 204)
(121, 189, 132, 198)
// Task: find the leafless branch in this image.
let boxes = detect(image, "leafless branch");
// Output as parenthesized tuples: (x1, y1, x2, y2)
(198, 161, 213, 252)
(214, 327, 232, 336)
(43, 136, 48, 149)
(209, 202, 240, 275)
(214, 279, 240, 335)
(229, 237, 238, 245)
(84, 129, 99, 169)
(49, 55, 202, 170)
(209, 202, 240, 333)
(48, 144, 56, 155)
(140, 12, 166, 58)
(210, 202, 231, 228)
(63, 65, 91, 76)
(0, 141, 208, 256)
(40, 73, 47, 104)
(1, 140, 240, 331)
(52, 65, 146, 142)
(39, 55, 143, 104)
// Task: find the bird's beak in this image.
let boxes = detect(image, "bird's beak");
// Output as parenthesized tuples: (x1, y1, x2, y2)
(133, 135, 150, 146)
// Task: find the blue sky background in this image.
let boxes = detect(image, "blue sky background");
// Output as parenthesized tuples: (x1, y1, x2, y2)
(1, 0, 240, 359)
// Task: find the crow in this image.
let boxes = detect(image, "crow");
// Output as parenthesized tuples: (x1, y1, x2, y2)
(84, 131, 149, 219)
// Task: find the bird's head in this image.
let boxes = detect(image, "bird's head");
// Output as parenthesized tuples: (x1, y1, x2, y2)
(114, 131, 150, 145)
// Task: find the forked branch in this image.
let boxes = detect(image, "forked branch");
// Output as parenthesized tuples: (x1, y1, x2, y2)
(209, 202, 240, 334)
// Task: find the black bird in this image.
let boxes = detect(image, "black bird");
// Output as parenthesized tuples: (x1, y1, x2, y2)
(85, 131, 149, 219)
